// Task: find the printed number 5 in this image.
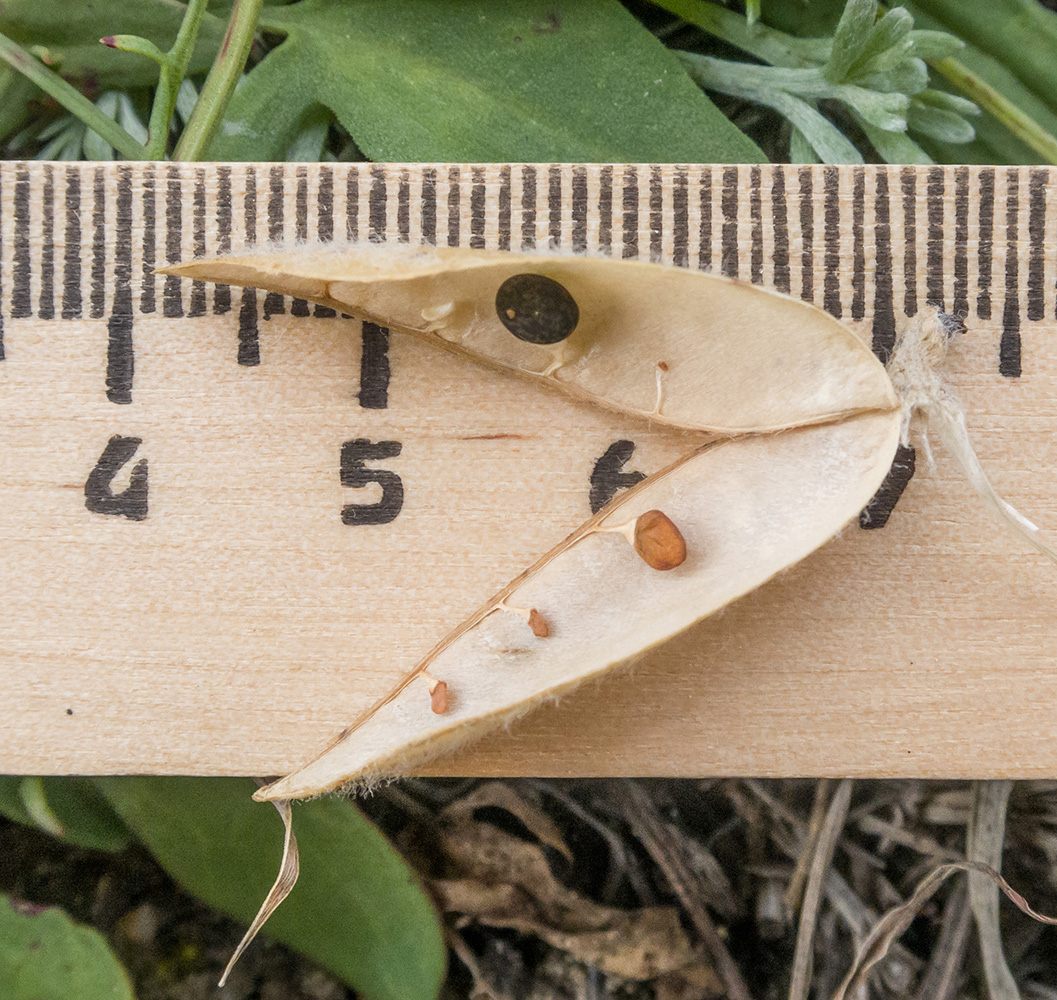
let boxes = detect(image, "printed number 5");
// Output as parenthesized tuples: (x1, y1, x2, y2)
(340, 439, 404, 525)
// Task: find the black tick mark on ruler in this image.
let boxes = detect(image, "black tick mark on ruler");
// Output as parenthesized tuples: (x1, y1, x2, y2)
(12, 167, 31, 320)
(238, 288, 260, 366)
(107, 165, 135, 403)
(1001, 168, 1022, 378)
(871, 171, 895, 363)
(106, 314, 134, 404)
(359, 323, 391, 409)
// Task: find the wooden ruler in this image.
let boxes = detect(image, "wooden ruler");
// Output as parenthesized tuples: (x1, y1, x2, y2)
(3, 161, 1057, 780)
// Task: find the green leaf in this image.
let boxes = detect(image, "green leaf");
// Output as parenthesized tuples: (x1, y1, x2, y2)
(0, 895, 134, 1000)
(0, 777, 34, 826)
(0, 0, 227, 89)
(95, 777, 445, 1000)
(82, 92, 149, 160)
(861, 118, 933, 162)
(905, 0, 1057, 164)
(209, 0, 764, 162)
(652, 0, 832, 68)
(0, 777, 131, 852)
(32, 778, 132, 852)
(866, 7, 914, 57)
(859, 57, 929, 95)
(762, 0, 849, 38)
(908, 99, 976, 142)
(789, 126, 821, 162)
(836, 85, 909, 130)
(913, 87, 980, 117)
(18, 776, 66, 836)
(909, 0, 1057, 116)
(0, 64, 39, 143)
(771, 92, 863, 162)
(285, 105, 333, 161)
(905, 28, 964, 61)
(678, 51, 864, 162)
(826, 0, 879, 83)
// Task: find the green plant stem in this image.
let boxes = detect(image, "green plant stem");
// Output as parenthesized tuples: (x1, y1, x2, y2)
(932, 56, 1057, 165)
(174, 0, 263, 161)
(680, 50, 863, 162)
(0, 31, 147, 159)
(143, 0, 210, 158)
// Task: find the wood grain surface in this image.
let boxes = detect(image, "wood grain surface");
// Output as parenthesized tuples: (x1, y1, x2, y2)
(2, 161, 1056, 779)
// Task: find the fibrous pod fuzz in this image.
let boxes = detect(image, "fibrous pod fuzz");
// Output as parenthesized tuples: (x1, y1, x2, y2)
(160, 244, 904, 798)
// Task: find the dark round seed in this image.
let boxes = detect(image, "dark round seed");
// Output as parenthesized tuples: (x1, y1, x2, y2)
(495, 273, 579, 345)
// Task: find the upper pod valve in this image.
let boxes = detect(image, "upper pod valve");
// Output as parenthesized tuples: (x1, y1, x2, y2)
(156, 242, 897, 434)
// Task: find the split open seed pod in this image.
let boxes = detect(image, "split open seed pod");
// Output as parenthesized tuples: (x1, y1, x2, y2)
(160, 244, 903, 798)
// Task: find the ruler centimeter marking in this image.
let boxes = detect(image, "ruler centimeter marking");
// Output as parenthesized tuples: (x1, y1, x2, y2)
(0, 161, 1053, 529)
(0, 163, 1036, 350)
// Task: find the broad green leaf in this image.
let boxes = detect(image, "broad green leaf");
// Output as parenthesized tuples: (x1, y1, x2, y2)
(0, 0, 228, 89)
(95, 777, 445, 1000)
(0, 895, 134, 1000)
(763, 0, 848, 38)
(0, 777, 131, 852)
(208, 0, 765, 162)
(285, 104, 333, 161)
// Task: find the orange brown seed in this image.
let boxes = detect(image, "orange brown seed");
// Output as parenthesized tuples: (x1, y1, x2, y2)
(632, 509, 687, 571)
(429, 680, 449, 714)
(527, 609, 550, 638)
